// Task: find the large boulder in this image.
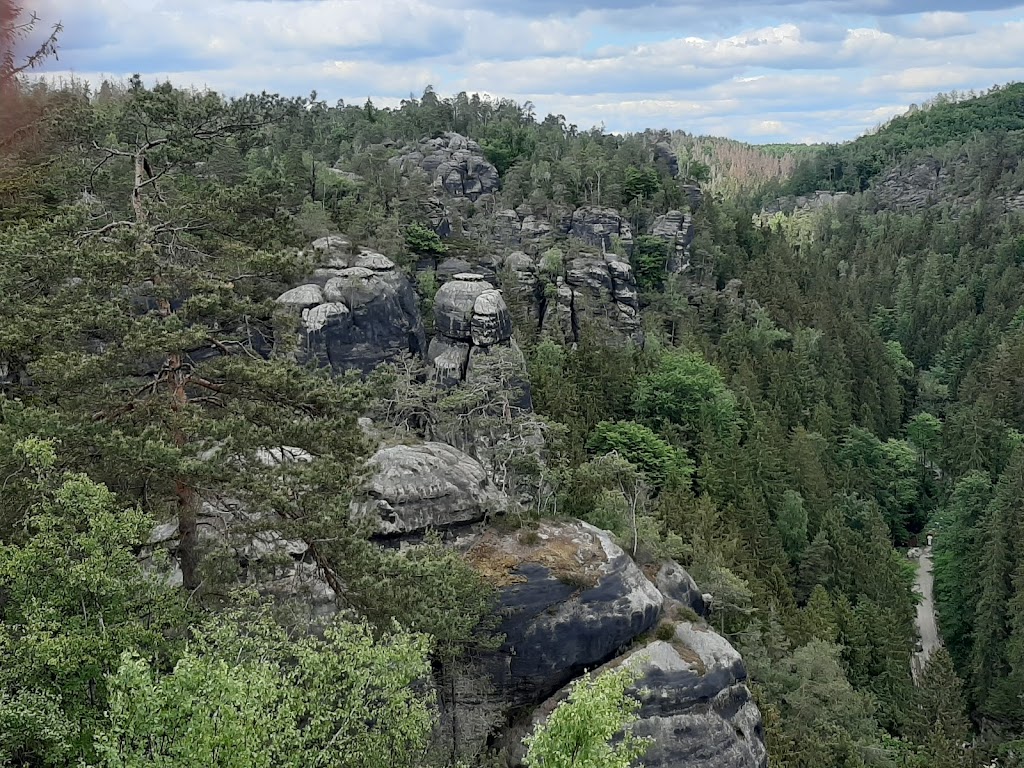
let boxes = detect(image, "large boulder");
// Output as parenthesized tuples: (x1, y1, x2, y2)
(276, 240, 426, 375)
(350, 442, 507, 537)
(506, 619, 766, 768)
(623, 624, 767, 768)
(467, 520, 663, 707)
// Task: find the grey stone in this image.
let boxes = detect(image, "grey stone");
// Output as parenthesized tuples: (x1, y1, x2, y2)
(277, 284, 324, 308)
(433, 274, 493, 341)
(622, 624, 767, 768)
(654, 560, 707, 617)
(392, 133, 500, 202)
(469, 520, 664, 708)
(277, 240, 426, 376)
(351, 442, 508, 536)
(428, 335, 472, 386)
(510, 621, 766, 768)
(471, 289, 513, 347)
(570, 206, 633, 253)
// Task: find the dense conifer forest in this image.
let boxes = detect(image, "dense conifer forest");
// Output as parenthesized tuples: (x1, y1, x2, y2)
(3, 6, 1024, 767)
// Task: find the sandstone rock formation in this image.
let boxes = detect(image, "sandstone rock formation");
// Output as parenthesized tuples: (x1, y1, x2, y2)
(654, 559, 708, 617)
(427, 273, 528, 401)
(496, 250, 642, 345)
(467, 520, 664, 707)
(392, 132, 500, 202)
(471, 524, 767, 768)
(652, 209, 696, 273)
(350, 442, 507, 537)
(570, 205, 634, 254)
(616, 624, 767, 768)
(276, 236, 425, 374)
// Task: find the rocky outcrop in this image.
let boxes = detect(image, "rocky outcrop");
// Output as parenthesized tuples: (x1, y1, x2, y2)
(570, 206, 634, 254)
(392, 133, 500, 202)
(654, 560, 708, 617)
(554, 255, 641, 344)
(497, 250, 642, 346)
(760, 190, 853, 220)
(467, 520, 664, 708)
(652, 209, 696, 273)
(350, 442, 507, 537)
(654, 141, 680, 178)
(427, 274, 529, 405)
(276, 236, 426, 374)
(616, 624, 766, 768)
(481, 533, 767, 768)
(145, 447, 338, 620)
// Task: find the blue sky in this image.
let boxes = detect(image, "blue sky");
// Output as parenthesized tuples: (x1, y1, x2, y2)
(32, 0, 1024, 143)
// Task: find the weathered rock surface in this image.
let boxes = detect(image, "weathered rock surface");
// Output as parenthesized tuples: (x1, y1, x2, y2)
(570, 206, 634, 254)
(493, 548, 767, 768)
(427, 273, 530, 407)
(392, 133, 500, 202)
(556, 255, 641, 344)
(617, 624, 767, 768)
(467, 520, 664, 708)
(276, 237, 426, 374)
(350, 442, 507, 536)
(652, 209, 696, 273)
(654, 560, 707, 617)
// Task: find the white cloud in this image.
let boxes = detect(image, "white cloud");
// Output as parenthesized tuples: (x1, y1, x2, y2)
(30, 0, 1024, 141)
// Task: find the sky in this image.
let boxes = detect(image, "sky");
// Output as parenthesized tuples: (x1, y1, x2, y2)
(29, 0, 1024, 143)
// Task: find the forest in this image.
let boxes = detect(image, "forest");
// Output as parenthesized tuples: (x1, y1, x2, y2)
(3, 6, 1024, 768)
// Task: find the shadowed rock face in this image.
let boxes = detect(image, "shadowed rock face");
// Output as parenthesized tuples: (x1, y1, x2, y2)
(480, 533, 767, 768)
(655, 560, 708, 617)
(652, 209, 697, 274)
(427, 274, 531, 409)
(276, 238, 426, 375)
(467, 521, 663, 708)
(570, 206, 634, 253)
(623, 625, 767, 768)
(350, 442, 507, 537)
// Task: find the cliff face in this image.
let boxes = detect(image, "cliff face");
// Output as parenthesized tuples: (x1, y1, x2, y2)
(250, 164, 766, 765)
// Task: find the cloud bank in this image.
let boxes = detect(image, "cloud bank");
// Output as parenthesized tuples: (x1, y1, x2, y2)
(33, 0, 1024, 142)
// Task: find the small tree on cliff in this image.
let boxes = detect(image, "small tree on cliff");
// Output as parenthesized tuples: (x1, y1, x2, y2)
(523, 666, 650, 768)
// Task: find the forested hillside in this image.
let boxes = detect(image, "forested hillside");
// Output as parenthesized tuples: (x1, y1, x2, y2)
(4, 8, 1024, 767)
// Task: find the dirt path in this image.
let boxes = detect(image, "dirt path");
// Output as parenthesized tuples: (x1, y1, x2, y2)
(912, 547, 941, 681)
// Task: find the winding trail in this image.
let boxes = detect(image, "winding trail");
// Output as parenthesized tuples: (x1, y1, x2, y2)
(912, 547, 942, 682)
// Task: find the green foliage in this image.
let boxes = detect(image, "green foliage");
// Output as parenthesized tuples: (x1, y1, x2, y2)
(786, 83, 1024, 194)
(523, 667, 650, 768)
(587, 420, 694, 489)
(405, 222, 448, 254)
(94, 613, 435, 768)
(633, 350, 740, 449)
(632, 235, 669, 292)
(0, 463, 183, 765)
